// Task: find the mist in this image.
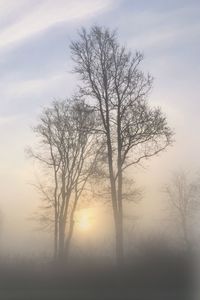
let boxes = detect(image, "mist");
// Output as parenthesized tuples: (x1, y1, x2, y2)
(0, 0, 199, 299)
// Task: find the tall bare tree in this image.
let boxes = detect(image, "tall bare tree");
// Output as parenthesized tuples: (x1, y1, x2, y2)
(29, 98, 100, 260)
(70, 26, 173, 263)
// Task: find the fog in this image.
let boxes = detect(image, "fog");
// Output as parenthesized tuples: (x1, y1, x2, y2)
(0, 1, 199, 299)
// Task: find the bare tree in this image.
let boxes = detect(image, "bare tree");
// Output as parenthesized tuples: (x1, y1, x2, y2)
(70, 26, 174, 263)
(165, 170, 200, 252)
(28, 98, 100, 261)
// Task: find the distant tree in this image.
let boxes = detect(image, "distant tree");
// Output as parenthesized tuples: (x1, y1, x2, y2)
(28, 98, 100, 261)
(70, 26, 174, 264)
(165, 170, 200, 251)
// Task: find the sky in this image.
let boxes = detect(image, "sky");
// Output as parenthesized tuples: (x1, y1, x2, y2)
(0, 0, 200, 255)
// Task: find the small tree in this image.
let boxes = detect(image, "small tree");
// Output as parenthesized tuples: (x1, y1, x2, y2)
(165, 171, 200, 252)
(70, 26, 174, 263)
(29, 98, 100, 260)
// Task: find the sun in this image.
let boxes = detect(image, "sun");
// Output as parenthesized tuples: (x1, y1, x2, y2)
(77, 213, 91, 231)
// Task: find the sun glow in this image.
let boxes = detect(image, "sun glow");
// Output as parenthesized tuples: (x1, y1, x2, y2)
(77, 212, 91, 231)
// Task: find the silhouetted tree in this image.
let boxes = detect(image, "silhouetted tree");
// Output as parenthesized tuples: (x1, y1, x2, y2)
(29, 98, 100, 260)
(70, 26, 174, 264)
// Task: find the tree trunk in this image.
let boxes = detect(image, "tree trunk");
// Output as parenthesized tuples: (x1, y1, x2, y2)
(58, 220, 65, 260)
(116, 103, 124, 264)
(107, 140, 124, 264)
(106, 138, 121, 264)
(65, 219, 75, 262)
(115, 213, 124, 265)
(104, 92, 124, 265)
(182, 216, 191, 253)
(116, 170, 124, 265)
(54, 218, 58, 260)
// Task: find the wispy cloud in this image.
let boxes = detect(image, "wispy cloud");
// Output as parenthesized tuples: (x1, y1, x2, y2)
(0, 71, 76, 117)
(117, 4, 200, 51)
(0, 0, 114, 48)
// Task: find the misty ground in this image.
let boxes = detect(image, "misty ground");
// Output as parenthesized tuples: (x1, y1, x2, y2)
(0, 289, 193, 300)
(0, 244, 195, 300)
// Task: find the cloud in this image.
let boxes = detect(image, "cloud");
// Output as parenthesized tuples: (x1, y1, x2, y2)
(0, 71, 76, 117)
(128, 20, 200, 51)
(117, 4, 200, 51)
(0, 0, 114, 48)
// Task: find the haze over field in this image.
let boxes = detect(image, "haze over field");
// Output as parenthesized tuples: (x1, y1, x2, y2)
(0, 0, 200, 256)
